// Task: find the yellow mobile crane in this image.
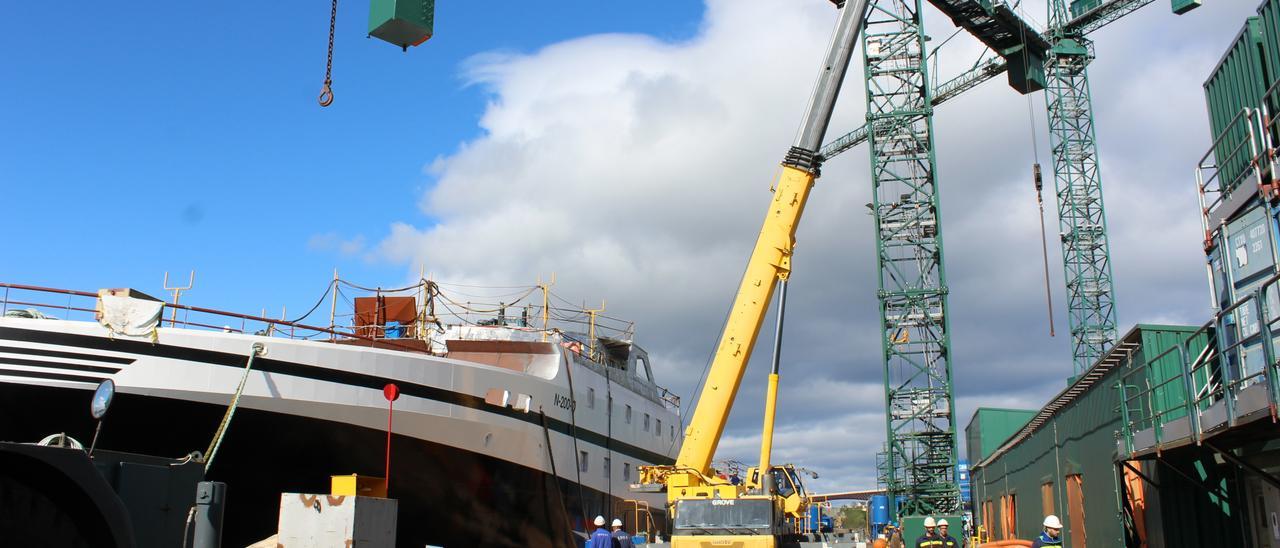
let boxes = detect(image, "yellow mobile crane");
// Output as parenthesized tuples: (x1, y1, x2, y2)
(635, 1, 870, 546)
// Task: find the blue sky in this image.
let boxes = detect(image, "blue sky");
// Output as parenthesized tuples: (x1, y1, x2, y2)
(0, 1, 703, 315)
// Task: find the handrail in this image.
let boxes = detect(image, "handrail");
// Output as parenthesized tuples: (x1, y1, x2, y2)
(1196, 107, 1261, 227)
(1116, 268, 1280, 457)
(0, 282, 637, 351)
(1121, 78, 1280, 457)
(0, 282, 481, 353)
(0, 281, 683, 407)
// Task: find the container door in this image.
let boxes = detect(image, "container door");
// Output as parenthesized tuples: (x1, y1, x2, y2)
(1066, 474, 1086, 548)
(1247, 476, 1280, 548)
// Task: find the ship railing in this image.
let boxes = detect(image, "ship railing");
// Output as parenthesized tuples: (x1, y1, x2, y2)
(656, 386, 681, 409)
(1, 282, 686, 405)
(0, 282, 426, 351)
(1116, 270, 1280, 458)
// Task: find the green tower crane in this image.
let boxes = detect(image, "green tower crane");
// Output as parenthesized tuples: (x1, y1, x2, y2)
(825, 0, 1198, 525)
(1044, 3, 1120, 375)
(1043, 0, 1200, 374)
(862, 0, 962, 518)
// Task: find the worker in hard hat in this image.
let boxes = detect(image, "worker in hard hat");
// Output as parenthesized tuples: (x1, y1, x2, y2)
(884, 522, 905, 548)
(587, 516, 614, 548)
(914, 516, 940, 547)
(610, 518, 634, 548)
(935, 518, 959, 548)
(1030, 515, 1064, 547)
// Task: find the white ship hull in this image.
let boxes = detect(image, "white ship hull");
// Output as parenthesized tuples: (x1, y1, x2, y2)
(0, 316, 679, 547)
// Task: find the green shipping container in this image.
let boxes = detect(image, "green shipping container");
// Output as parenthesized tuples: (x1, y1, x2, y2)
(1139, 325, 1211, 424)
(965, 408, 1034, 465)
(368, 0, 434, 50)
(1258, 0, 1280, 120)
(1204, 17, 1267, 195)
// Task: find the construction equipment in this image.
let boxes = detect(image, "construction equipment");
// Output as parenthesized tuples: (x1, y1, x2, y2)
(808, 0, 1200, 527)
(634, 1, 871, 546)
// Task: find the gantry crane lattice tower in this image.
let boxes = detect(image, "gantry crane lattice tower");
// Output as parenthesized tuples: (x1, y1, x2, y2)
(862, 0, 962, 518)
(1045, 1, 1119, 375)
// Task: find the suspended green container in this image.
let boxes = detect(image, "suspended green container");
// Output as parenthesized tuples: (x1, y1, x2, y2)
(1204, 17, 1267, 195)
(1171, 0, 1202, 15)
(368, 0, 434, 50)
(1069, 0, 1103, 20)
(1004, 45, 1046, 95)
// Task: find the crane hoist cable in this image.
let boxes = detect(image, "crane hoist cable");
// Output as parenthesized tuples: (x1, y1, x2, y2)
(318, 0, 338, 107)
(1015, 0, 1056, 338)
(1034, 162, 1056, 337)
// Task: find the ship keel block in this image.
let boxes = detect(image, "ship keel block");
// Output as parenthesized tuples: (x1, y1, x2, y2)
(277, 493, 397, 547)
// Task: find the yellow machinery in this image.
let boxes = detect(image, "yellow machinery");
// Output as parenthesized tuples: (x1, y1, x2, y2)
(634, 0, 871, 546)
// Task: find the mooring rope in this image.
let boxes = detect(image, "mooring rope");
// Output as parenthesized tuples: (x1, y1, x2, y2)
(204, 342, 265, 473)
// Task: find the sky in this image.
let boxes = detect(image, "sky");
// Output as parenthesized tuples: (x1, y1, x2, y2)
(0, 0, 1265, 494)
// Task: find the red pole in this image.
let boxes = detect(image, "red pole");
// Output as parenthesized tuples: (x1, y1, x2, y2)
(383, 383, 400, 495)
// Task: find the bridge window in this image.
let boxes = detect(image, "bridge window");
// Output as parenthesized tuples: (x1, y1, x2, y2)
(643, 413, 650, 431)
(588, 388, 595, 409)
(626, 404, 632, 424)
(580, 451, 589, 473)
(655, 418, 661, 436)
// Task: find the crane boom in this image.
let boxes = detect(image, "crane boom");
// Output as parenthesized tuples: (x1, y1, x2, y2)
(635, 4, 872, 546)
(674, 0, 869, 476)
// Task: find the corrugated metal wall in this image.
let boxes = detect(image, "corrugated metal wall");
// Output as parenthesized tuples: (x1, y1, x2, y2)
(1204, 16, 1267, 194)
(1259, 0, 1280, 108)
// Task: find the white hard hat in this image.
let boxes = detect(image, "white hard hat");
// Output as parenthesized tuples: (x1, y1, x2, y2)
(594, 515, 606, 526)
(612, 518, 623, 527)
(937, 519, 949, 526)
(923, 517, 936, 527)
(1044, 515, 1063, 529)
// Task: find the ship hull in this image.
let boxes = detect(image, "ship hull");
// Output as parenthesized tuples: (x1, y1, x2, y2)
(0, 319, 675, 548)
(0, 381, 639, 547)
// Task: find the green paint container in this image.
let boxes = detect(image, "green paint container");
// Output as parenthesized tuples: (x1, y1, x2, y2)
(368, 0, 434, 50)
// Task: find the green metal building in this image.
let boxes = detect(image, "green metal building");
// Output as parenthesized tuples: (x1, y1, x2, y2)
(968, 325, 1257, 547)
(968, 1, 1280, 546)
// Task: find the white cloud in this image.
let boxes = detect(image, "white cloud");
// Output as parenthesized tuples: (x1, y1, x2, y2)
(308, 232, 367, 257)
(362, 0, 1257, 493)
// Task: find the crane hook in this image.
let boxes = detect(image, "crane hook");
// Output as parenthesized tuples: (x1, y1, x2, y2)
(318, 0, 338, 108)
(318, 82, 334, 107)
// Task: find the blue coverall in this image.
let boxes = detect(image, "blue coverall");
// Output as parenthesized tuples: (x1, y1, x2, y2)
(588, 527, 616, 548)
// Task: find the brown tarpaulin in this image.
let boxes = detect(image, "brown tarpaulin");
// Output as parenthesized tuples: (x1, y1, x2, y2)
(354, 295, 417, 338)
